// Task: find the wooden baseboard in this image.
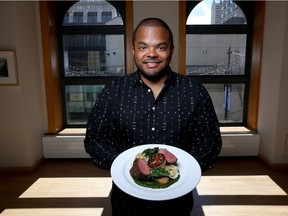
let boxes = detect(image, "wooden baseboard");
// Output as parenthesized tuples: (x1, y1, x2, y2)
(0, 157, 44, 174)
(259, 154, 288, 171)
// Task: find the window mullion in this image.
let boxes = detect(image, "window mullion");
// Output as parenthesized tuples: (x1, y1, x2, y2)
(186, 25, 249, 34)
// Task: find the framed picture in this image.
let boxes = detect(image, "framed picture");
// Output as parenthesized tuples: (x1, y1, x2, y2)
(0, 50, 19, 85)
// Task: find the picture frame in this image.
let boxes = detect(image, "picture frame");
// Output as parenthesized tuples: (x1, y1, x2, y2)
(0, 50, 19, 85)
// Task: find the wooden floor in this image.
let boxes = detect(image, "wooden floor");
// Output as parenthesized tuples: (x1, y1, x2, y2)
(0, 157, 288, 216)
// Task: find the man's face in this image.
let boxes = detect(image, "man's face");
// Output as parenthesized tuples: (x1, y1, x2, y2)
(132, 26, 174, 81)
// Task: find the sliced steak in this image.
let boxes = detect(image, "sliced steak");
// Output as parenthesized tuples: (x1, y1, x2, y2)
(158, 148, 178, 164)
(129, 158, 150, 180)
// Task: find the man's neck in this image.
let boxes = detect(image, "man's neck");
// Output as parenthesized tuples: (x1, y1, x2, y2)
(140, 74, 167, 99)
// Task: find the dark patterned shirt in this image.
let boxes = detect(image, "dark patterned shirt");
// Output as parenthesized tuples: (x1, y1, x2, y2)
(84, 67, 222, 171)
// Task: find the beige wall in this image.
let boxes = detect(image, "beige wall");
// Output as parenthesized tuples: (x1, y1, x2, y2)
(258, 1, 288, 164)
(0, 2, 46, 167)
(133, 1, 179, 71)
(0, 1, 287, 167)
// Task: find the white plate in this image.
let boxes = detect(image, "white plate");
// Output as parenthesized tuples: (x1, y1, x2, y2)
(110, 144, 202, 201)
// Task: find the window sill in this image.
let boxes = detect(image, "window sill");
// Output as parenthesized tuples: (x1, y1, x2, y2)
(57, 126, 255, 136)
(220, 126, 255, 134)
(42, 127, 260, 158)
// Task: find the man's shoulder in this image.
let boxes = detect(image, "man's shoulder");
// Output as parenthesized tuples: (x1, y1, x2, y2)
(171, 71, 201, 86)
(105, 72, 138, 88)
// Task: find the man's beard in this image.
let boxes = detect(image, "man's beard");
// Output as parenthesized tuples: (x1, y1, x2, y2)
(138, 65, 170, 82)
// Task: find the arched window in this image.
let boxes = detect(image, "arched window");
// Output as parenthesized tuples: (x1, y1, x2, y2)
(185, 0, 253, 126)
(57, 0, 126, 127)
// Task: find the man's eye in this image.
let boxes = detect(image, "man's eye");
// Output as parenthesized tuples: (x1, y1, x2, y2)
(138, 46, 147, 50)
(158, 46, 167, 50)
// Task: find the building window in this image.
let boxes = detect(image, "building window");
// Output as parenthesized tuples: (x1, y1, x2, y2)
(58, 0, 126, 127)
(101, 11, 112, 23)
(186, 0, 252, 126)
(87, 12, 97, 24)
(73, 12, 83, 24)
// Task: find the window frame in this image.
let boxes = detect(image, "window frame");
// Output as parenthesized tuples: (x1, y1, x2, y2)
(39, 0, 134, 134)
(59, 1, 128, 128)
(179, 0, 265, 131)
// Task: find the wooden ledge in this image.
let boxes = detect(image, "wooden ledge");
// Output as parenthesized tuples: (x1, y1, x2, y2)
(57, 127, 254, 136)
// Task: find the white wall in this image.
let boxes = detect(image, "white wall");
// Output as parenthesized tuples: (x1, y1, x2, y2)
(0, 1, 288, 167)
(133, 1, 179, 71)
(0, 2, 46, 167)
(258, 1, 288, 164)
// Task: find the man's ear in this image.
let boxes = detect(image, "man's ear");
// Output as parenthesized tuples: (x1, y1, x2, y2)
(132, 47, 135, 55)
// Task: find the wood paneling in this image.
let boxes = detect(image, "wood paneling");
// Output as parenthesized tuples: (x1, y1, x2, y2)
(178, 1, 186, 75)
(247, 1, 266, 131)
(125, 0, 134, 74)
(39, 1, 63, 134)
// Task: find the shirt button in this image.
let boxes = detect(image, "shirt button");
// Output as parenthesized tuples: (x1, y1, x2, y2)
(148, 89, 151, 93)
(151, 127, 155, 131)
(152, 106, 155, 111)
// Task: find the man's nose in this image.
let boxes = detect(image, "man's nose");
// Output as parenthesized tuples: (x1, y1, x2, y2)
(147, 47, 158, 57)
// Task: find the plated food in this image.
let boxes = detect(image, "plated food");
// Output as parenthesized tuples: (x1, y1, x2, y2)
(129, 147, 180, 188)
(110, 144, 201, 200)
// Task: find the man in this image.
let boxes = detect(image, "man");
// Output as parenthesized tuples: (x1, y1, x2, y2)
(84, 17, 222, 216)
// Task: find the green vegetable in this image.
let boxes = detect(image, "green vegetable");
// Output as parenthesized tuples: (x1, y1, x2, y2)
(149, 166, 169, 179)
(142, 147, 159, 158)
(134, 175, 180, 189)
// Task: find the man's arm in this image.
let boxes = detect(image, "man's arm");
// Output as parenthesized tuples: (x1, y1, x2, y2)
(190, 84, 222, 172)
(84, 87, 120, 170)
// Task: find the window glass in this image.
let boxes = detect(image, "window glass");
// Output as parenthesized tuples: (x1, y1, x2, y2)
(204, 83, 245, 123)
(59, 0, 126, 127)
(73, 12, 83, 24)
(186, 0, 250, 126)
(63, 35, 125, 76)
(65, 85, 105, 125)
(63, 0, 123, 26)
(101, 11, 112, 23)
(187, 0, 246, 25)
(87, 12, 97, 24)
(186, 34, 246, 76)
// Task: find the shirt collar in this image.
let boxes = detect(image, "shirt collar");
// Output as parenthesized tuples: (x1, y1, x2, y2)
(133, 67, 175, 87)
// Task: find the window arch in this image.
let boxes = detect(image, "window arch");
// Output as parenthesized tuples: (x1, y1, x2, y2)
(187, 0, 246, 25)
(63, 1, 124, 26)
(185, 0, 254, 126)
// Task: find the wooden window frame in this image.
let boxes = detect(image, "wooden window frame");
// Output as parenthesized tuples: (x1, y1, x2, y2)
(178, 1, 265, 132)
(39, 1, 133, 134)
